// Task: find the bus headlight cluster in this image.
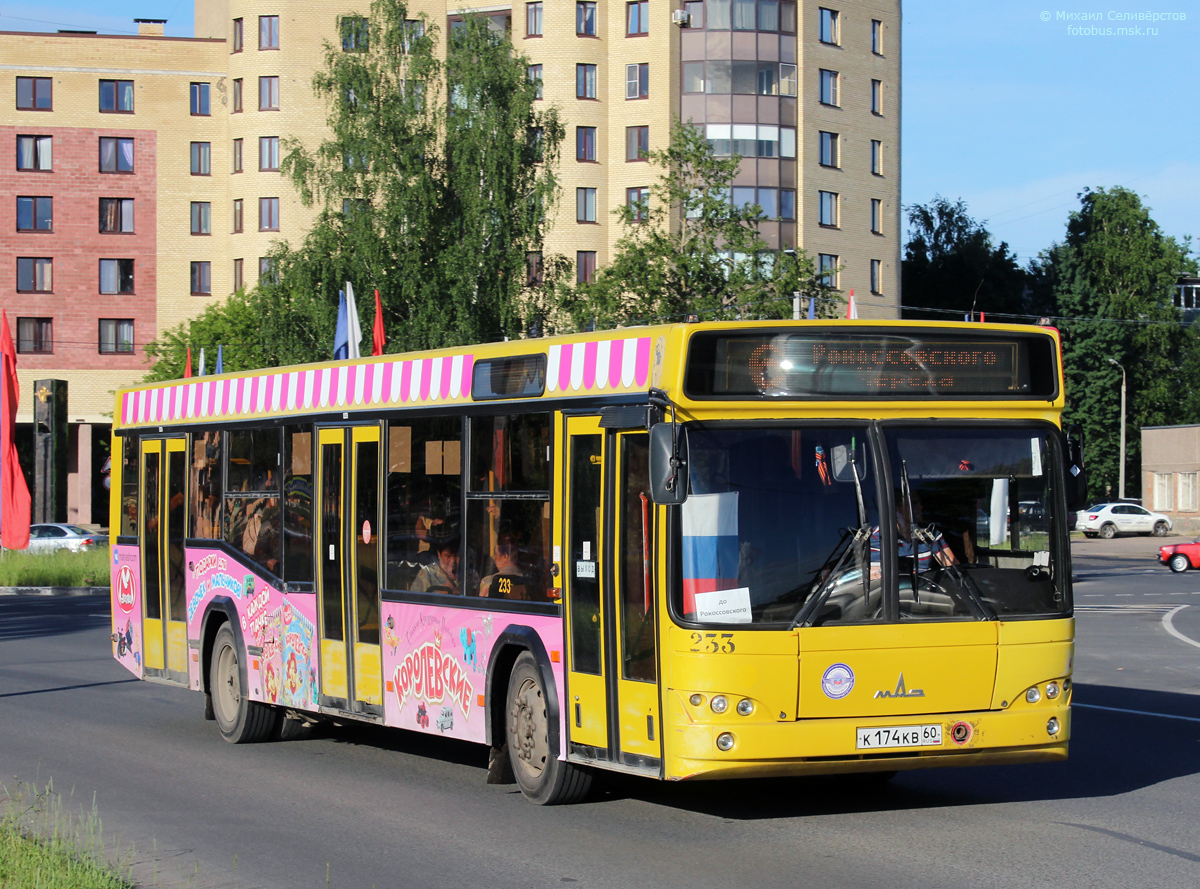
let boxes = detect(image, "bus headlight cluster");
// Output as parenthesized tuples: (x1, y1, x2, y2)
(716, 732, 736, 751)
(1046, 682, 1060, 700)
(1046, 717, 1060, 736)
(710, 695, 729, 714)
(1024, 681, 1067, 705)
(736, 698, 754, 716)
(1026, 686, 1041, 704)
(689, 694, 705, 707)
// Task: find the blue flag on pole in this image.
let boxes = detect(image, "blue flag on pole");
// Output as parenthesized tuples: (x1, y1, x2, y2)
(333, 290, 349, 360)
(807, 296, 816, 320)
(215, 344, 224, 375)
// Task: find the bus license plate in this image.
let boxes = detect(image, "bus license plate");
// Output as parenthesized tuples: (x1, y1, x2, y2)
(856, 724, 942, 750)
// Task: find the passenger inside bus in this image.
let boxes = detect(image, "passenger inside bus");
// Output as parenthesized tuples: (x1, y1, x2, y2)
(480, 536, 531, 600)
(412, 538, 464, 595)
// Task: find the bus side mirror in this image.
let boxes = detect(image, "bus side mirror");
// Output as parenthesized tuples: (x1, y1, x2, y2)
(1064, 425, 1088, 511)
(649, 422, 689, 505)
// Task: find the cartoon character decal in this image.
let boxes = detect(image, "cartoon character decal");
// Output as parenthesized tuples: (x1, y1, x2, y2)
(460, 627, 477, 670)
(264, 661, 280, 703)
(112, 619, 133, 658)
(416, 702, 430, 729)
(436, 706, 454, 733)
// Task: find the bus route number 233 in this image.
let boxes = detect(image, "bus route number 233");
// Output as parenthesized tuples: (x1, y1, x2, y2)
(689, 632, 736, 653)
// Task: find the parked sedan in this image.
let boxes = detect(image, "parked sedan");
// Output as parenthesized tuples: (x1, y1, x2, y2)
(1160, 540, 1200, 573)
(1076, 503, 1172, 538)
(26, 524, 109, 553)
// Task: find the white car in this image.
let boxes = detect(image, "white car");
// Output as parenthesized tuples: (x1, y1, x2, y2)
(26, 524, 109, 553)
(1076, 503, 1171, 539)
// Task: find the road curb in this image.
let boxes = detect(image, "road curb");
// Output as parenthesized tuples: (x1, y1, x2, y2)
(0, 586, 109, 597)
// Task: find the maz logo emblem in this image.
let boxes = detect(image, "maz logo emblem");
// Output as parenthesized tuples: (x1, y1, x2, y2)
(873, 673, 925, 699)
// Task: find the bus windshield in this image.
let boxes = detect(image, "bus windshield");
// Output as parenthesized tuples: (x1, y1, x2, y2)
(676, 424, 1069, 626)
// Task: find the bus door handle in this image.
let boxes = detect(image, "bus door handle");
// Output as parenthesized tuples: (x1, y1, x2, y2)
(328, 545, 336, 561)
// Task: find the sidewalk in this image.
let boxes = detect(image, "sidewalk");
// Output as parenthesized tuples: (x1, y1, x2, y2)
(0, 586, 108, 597)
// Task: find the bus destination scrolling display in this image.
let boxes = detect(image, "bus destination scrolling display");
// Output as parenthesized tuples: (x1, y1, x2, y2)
(685, 332, 1058, 399)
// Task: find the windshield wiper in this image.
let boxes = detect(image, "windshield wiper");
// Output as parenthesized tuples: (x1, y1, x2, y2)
(791, 522, 873, 629)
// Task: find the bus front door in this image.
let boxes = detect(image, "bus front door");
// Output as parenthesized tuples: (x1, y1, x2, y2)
(563, 417, 662, 771)
(316, 425, 383, 716)
(139, 437, 188, 684)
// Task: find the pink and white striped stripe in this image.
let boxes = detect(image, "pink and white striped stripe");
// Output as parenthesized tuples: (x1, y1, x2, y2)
(545, 337, 651, 393)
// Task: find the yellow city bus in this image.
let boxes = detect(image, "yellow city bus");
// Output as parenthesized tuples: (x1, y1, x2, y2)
(110, 320, 1084, 804)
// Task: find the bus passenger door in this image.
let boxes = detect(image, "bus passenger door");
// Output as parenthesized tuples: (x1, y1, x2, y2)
(563, 417, 662, 769)
(316, 425, 383, 715)
(139, 437, 188, 683)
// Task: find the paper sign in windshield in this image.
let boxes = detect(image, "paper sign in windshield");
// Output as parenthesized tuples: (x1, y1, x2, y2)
(694, 587, 753, 623)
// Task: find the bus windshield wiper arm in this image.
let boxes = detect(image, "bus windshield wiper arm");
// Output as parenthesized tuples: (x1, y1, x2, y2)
(791, 522, 873, 629)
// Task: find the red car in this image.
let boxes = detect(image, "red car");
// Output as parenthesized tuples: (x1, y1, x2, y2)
(1160, 540, 1200, 573)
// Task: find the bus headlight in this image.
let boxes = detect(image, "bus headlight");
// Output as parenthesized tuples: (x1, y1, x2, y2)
(716, 732, 735, 751)
(710, 695, 729, 714)
(736, 698, 754, 716)
(1026, 687, 1041, 704)
(689, 694, 705, 707)
(1046, 682, 1060, 700)
(1047, 717, 1060, 736)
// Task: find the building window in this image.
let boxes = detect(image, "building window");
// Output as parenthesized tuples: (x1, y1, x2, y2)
(577, 187, 597, 223)
(99, 198, 134, 233)
(16, 135, 52, 171)
(626, 187, 650, 220)
(780, 188, 796, 221)
(233, 139, 244, 173)
(1180, 472, 1199, 511)
(870, 259, 883, 295)
(1176, 283, 1200, 309)
(190, 82, 211, 115)
(99, 79, 134, 113)
(577, 64, 597, 99)
(16, 318, 52, 354)
(527, 64, 543, 99)
(682, 62, 705, 93)
(576, 126, 596, 161)
(233, 258, 244, 291)
(872, 19, 883, 54)
(99, 319, 134, 354)
(818, 131, 838, 167)
(818, 253, 838, 288)
(259, 76, 280, 110)
(577, 251, 596, 284)
(730, 0, 755, 29)
(233, 78, 243, 113)
(818, 191, 838, 227)
(259, 197, 280, 231)
(191, 202, 212, 235)
(99, 258, 134, 294)
(191, 141, 211, 175)
(819, 69, 838, 106)
(781, 0, 797, 32)
(626, 125, 649, 160)
(341, 15, 369, 50)
(871, 79, 882, 115)
(259, 15, 280, 49)
(16, 257, 52, 292)
(16, 77, 52, 111)
(16, 196, 52, 232)
(685, 0, 704, 27)
(526, 2, 543, 36)
(1156, 473, 1175, 512)
(780, 63, 798, 96)
(870, 198, 883, 234)
(819, 7, 839, 43)
(233, 17, 243, 52)
(628, 0, 648, 34)
(233, 199, 244, 233)
(260, 136, 280, 171)
(626, 63, 649, 99)
(191, 261, 212, 295)
(871, 140, 883, 175)
(99, 137, 134, 173)
(259, 257, 278, 283)
(577, 1, 597, 35)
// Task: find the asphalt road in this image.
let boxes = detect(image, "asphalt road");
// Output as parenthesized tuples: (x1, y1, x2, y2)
(2, 536, 1200, 888)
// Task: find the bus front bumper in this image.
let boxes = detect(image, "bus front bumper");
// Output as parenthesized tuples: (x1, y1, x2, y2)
(664, 702, 1071, 781)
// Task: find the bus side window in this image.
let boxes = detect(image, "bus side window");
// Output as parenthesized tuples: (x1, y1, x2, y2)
(283, 426, 314, 583)
(466, 499, 550, 601)
(223, 428, 283, 577)
(189, 430, 223, 539)
(120, 435, 139, 538)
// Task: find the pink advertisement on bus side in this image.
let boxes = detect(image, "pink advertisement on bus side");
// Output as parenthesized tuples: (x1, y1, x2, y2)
(111, 545, 142, 677)
(380, 602, 565, 751)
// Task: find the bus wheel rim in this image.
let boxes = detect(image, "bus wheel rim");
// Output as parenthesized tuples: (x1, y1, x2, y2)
(511, 677, 548, 779)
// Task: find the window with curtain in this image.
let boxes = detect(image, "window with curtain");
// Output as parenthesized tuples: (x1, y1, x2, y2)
(259, 76, 280, 110)
(190, 141, 211, 175)
(99, 79, 134, 112)
(99, 258, 134, 294)
(99, 318, 135, 354)
(259, 136, 280, 171)
(576, 64, 597, 98)
(17, 258, 52, 292)
(191, 202, 211, 235)
(259, 15, 279, 48)
(16, 318, 52, 354)
(526, 2, 543, 36)
(233, 17, 243, 51)
(576, 126, 596, 161)
(577, 1, 597, 35)
(191, 261, 212, 295)
(99, 137, 134, 173)
(732, 0, 755, 29)
(17, 135, 53, 170)
(99, 198, 134, 233)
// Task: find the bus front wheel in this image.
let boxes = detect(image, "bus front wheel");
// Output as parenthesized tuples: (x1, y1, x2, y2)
(506, 652, 591, 805)
(210, 624, 278, 743)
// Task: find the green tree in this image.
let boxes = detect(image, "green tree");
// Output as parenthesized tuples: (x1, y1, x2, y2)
(901, 196, 1036, 321)
(1038, 186, 1197, 500)
(557, 120, 833, 329)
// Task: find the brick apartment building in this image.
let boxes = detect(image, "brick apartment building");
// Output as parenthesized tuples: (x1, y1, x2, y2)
(1, 1, 901, 525)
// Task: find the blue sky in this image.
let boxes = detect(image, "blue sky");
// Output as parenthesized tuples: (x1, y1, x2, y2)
(3, 0, 1196, 265)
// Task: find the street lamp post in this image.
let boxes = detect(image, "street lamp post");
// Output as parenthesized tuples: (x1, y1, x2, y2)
(1108, 357, 1127, 501)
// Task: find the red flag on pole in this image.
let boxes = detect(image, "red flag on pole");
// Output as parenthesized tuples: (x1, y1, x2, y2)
(372, 289, 386, 357)
(845, 289, 858, 320)
(0, 311, 32, 550)
(184, 346, 193, 378)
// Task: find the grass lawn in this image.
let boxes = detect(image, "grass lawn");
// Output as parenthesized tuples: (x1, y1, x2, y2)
(0, 549, 110, 588)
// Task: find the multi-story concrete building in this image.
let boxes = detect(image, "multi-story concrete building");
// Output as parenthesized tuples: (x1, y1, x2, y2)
(1, 1, 900, 524)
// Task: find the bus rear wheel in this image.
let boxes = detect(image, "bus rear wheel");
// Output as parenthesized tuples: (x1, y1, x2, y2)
(506, 652, 591, 805)
(210, 624, 278, 743)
